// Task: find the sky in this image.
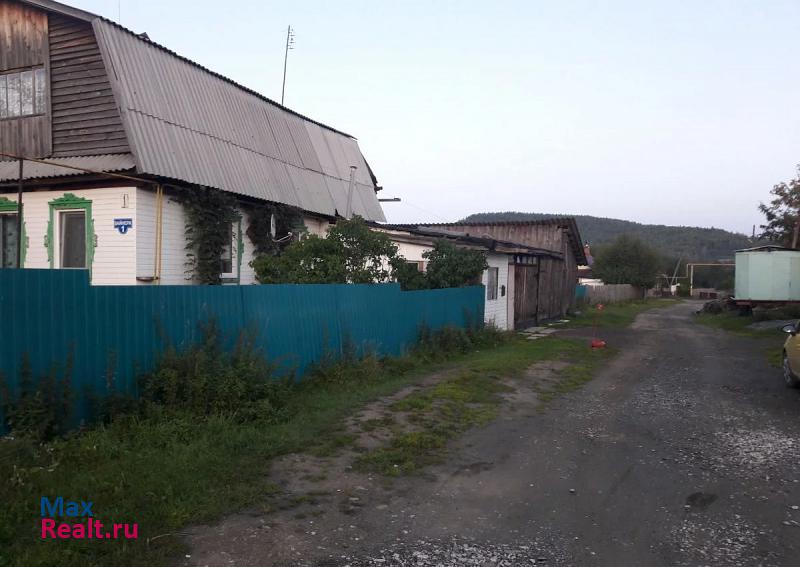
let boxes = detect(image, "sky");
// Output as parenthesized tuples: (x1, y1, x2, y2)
(72, 0, 800, 234)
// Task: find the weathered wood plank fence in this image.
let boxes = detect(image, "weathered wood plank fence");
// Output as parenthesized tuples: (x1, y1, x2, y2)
(576, 284, 643, 305)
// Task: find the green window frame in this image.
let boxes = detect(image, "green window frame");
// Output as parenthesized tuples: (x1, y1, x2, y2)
(0, 196, 26, 267)
(47, 193, 96, 274)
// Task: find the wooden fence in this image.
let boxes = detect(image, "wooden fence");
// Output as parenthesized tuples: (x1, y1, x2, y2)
(576, 284, 643, 305)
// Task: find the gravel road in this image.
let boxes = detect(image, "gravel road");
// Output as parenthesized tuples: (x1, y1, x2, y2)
(189, 302, 800, 567)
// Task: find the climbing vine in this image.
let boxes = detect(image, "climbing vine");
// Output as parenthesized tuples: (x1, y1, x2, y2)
(181, 187, 239, 285)
(245, 202, 305, 256)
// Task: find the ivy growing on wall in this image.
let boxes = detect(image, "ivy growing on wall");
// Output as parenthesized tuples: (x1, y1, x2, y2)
(181, 187, 239, 285)
(245, 202, 305, 256)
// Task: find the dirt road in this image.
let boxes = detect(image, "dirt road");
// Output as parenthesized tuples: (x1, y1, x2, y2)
(188, 302, 800, 566)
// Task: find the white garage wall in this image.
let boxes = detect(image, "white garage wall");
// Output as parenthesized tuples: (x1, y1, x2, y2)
(483, 252, 510, 330)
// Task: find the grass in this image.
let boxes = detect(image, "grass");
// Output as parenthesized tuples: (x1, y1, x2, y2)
(355, 336, 613, 476)
(0, 354, 446, 566)
(0, 328, 605, 567)
(568, 299, 679, 329)
(694, 311, 784, 337)
(694, 311, 788, 369)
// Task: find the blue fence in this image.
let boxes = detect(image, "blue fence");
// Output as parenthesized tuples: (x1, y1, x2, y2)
(0, 269, 484, 419)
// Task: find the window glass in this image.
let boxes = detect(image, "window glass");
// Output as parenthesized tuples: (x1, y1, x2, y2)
(487, 267, 499, 300)
(0, 68, 46, 118)
(7, 73, 20, 117)
(20, 70, 33, 115)
(0, 214, 19, 268)
(220, 223, 233, 275)
(0, 75, 7, 119)
(60, 211, 86, 268)
(34, 68, 46, 113)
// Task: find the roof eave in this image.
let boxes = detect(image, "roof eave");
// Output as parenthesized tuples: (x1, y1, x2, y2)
(18, 0, 97, 22)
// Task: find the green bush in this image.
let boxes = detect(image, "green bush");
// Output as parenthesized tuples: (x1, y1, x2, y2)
(138, 321, 293, 423)
(0, 354, 73, 441)
(413, 323, 510, 361)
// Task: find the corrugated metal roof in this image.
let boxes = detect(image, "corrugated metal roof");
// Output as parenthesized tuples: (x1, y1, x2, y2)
(0, 154, 136, 182)
(736, 245, 794, 253)
(89, 18, 385, 221)
(397, 217, 587, 264)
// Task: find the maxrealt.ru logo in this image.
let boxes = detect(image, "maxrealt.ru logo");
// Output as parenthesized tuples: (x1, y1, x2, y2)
(40, 497, 138, 540)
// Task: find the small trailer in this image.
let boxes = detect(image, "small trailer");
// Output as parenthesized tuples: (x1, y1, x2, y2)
(734, 246, 800, 305)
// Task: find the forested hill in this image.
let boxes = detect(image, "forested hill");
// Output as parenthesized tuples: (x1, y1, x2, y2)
(460, 212, 756, 261)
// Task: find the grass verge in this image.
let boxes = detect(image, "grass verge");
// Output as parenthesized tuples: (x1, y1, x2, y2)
(354, 336, 613, 476)
(0, 328, 606, 567)
(567, 299, 679, 329)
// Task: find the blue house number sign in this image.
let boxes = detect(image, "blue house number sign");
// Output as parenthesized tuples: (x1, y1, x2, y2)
(114, 218, 133, 234)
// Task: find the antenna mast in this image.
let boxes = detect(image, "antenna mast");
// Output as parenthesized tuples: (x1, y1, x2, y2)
(281, 25, 295, 106)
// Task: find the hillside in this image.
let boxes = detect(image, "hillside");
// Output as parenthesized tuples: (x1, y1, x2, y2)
(460, 212, 756, 261)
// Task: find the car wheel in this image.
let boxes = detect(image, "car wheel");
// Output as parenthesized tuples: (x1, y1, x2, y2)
(783, 352, 800, 389)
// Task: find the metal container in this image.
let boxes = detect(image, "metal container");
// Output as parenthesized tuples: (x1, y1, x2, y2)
(735, 246, 800, 301)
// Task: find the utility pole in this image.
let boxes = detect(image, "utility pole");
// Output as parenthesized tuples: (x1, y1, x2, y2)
(16, 158, 23, 268)
(345, 166, 357, 219)
(281, 25, 295, 106)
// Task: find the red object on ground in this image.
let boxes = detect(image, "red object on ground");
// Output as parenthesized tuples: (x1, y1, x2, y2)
(590, 304, 606, 348)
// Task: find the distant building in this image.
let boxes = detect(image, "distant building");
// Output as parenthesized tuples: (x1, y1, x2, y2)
(393, 218, 586, 328)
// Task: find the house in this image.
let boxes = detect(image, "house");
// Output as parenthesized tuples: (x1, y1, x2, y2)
(376, 225, 565, 331)
(0, 0, 385, 285)
(404, 218, 586, 327)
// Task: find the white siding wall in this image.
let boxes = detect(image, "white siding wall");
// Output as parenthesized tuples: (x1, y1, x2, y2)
(303, 215, 331, 237)
(395, 241, 432, 264)
(482, 252, 510, 330)
(7, 187, 137, 285)
(136, 187, 259, 285)
(136, 188, 189, 284)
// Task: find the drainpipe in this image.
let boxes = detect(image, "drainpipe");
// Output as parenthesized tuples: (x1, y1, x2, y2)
(16, 158, 23, 268)
(155, 184, 164, 282)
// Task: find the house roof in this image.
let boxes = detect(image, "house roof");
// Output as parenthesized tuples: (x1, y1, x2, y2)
(377, 224, 565, 260)
(394, 217, 587, 264)
(16, 0, 386, 221)
(0, 154, 136, 182)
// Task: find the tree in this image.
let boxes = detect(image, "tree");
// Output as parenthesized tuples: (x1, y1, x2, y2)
(421, 240, 487, 290)
(251, 217, 398, 284)
(592, 234, 661, 289)
(252, 221, 489, 290)
(759, 166, 800, 248)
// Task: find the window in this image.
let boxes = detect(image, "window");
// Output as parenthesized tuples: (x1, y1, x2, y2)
(220, 222, 234, 276)
(486, 267, 499, 300)
(59, 210, 87, 268)
(47, 194, 94, 274)
(220, 219, 242, 281)
(0, 214, 19, 268)
(0, 67, 47, 119)
(406, 260, 425, 272)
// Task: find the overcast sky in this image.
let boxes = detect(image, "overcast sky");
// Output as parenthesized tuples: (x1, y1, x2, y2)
(74, 0, 800, 234)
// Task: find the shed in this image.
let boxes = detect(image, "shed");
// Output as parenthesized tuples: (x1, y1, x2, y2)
(735, 246, 800, 302)
(408, 218, 586, 326)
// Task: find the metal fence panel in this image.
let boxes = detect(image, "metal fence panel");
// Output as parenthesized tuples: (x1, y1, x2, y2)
(0, 270, 484, 423)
